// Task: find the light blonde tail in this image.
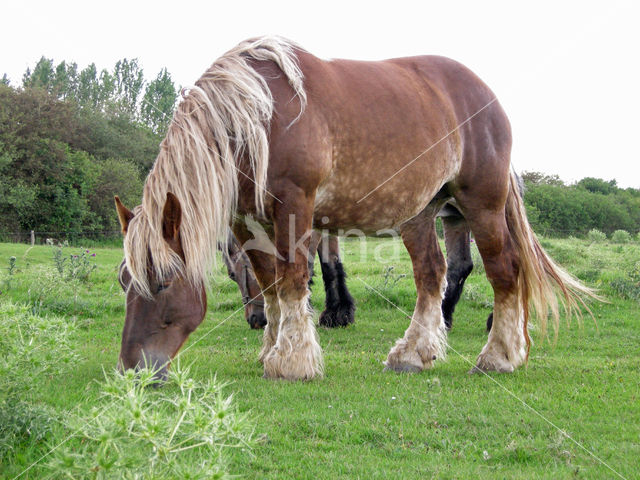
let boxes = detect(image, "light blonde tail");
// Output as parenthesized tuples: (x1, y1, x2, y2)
(505, 170, 599, 348)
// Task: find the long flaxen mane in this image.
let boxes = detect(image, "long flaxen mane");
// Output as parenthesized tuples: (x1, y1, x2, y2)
(124, 36, 307, 297)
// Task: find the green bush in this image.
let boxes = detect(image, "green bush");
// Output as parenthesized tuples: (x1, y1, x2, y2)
(587, 229, 607, 243)
(88, 157, 143, 232)
(523, 177, 640, 236)
(0, 83, 153, 236)
(608, 277, 640, 301)
(611, 230, 631, 244)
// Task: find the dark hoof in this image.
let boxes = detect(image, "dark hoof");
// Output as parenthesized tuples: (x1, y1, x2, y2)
(318, 304, 355, 327)
(383, 363, 422, 373)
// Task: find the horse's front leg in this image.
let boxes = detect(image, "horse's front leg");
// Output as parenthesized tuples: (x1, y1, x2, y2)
(262, 187, 323, 380)
(232, 223, 279, 363)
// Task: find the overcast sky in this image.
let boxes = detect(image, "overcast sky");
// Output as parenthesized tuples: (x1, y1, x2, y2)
(3, 0, 639, 187)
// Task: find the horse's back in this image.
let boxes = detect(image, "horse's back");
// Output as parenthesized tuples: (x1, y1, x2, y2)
(263, 49, 512, 231)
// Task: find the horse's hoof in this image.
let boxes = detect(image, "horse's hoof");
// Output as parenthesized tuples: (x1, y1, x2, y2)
(318, 304, 355, 327)
(471, 354, 515, 374)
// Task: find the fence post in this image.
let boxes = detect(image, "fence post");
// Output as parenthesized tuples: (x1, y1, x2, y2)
(31, 230, 35, 246)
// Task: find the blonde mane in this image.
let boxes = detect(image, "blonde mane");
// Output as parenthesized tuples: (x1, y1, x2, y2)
(124, 36, 307, 297)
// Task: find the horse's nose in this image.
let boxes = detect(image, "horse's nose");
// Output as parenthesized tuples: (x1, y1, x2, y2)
(248, 311, 267, 329)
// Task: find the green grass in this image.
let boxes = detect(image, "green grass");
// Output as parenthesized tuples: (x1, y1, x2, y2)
(0, 237, 639, 479)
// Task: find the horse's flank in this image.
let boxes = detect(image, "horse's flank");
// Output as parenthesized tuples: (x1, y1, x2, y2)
(123, 36, 306, 297)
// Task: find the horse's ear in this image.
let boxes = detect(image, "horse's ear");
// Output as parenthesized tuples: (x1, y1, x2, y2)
(162, 192, 182, 243)
(114, 196, 134, 234)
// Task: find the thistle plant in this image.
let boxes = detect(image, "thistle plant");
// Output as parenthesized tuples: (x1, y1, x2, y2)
(611, 229, 631, 244)
(67, 249, 98, 282)
(1, 256, 17, 292)
(47, 240, 97, 282)
(0, 301, 77, 397)
(0, 301, 77, 461)
(47, 239, 68, 276)
(7, 255, 16, 276)
(381, 265, 406, 290)
(46, 364, 256, 479)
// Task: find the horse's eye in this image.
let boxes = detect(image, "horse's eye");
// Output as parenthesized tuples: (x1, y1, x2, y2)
(157, 283, 170, 293)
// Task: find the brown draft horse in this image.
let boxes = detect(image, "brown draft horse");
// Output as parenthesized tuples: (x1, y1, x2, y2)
(224, 231, 355, 330)
(115, 36, 594, 381)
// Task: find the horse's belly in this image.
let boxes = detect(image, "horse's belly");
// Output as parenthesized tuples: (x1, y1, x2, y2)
(313, 176, 436, 234)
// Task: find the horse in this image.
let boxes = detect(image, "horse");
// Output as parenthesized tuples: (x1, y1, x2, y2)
(115, 36, 595, 381)
(223, 230, 355, 329)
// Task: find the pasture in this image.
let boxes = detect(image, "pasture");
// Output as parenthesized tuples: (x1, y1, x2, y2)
(0, 236, 638, 479)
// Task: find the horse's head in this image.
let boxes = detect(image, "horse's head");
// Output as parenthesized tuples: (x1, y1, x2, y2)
(114, 193, 207, 381)
(222, 233, 266, 329)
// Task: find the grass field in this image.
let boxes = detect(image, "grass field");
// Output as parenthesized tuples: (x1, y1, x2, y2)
(0, 236, 639, 479)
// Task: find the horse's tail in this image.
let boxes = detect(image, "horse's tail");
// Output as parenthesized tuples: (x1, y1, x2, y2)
(504, 170, 599, 347)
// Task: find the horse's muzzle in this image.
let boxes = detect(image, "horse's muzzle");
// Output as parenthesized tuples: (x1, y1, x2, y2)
(248, 311, 267, 329)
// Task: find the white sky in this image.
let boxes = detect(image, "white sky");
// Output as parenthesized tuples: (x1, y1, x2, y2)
(3, 0, 639, 187)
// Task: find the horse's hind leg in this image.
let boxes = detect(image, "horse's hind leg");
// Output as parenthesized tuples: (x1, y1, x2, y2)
(441, 215, 473, 329)
(460, 208, 527, 372)
(385, 205, 447, 372)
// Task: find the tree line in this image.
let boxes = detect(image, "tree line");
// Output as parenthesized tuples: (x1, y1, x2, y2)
(521, 172, 640, 236)
(0, 57, 177, 237)
(1, 58, 639, 240)
(18, 56, 176, 134)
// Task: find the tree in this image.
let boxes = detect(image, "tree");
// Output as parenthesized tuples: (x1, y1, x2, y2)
(51, 60, 79, 100)
(76, 63, 101, 108)
(521, 171, 564, 186)
(87, 158, 143, 231)
(141, 68, 177, 134)
(577, 177, 618, 195)
(97, 68, 116, 112)
(22, 57, 55, 92)
(112, 58, 145, 119)
(0, 74, 9, 86)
